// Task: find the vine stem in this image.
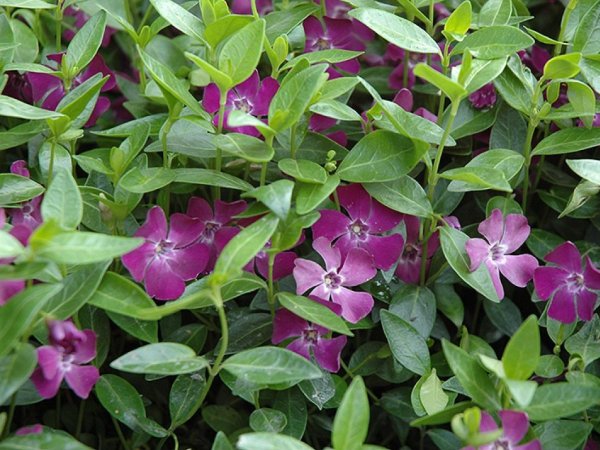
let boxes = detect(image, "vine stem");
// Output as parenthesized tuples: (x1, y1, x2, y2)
(111, 416, 130, 450)
(427, 100, 460, 200)
(55, 0, 62, 50)
(47, 139, 56, 184)
(267, 252, 276, 316)
(214, 90, 228, 200)
(553, 0, 576, 56)
(1, 394, 17, 438)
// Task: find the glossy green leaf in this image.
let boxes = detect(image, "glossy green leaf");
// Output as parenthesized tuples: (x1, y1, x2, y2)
(0, 433, 92, 450)
(349, 8, 440, 54)
(444, 1, 471, 36)
(111, 343, 209, 375)
(525, 383, 600, 420)
(41, 170, 82, 230)
(149, 0, 204, 41)
(119, 167, 177, 193)
(174, 168, 253, 191)
(264, 3, 319, 41)
(414, 64, 467, 102)
(564, 315, 600, 368)
(478, 0, 511, 27)
(441, 166, 512, 192)
(205, 15, 254, 49)
(65, 11, 106, 76)
(219, 19, 265, 85)
(278, 159, 327, 184)
(364, 176, 433, 218)
(0, 95, 65, 120)
(309, 99, 362, 122)
(0, 0, 55, 7)
(451, 26, 534, 60)
(283, 50, 364, 70)
(380, 310, 430, 375)
(535, 420, 593, 450)
(87, 272, 157, 318)
(249, 408, 287, 433)
(332, 376, 369, 450)
(502, 315, 540, 380)
(237, 433, 313, 450)
(296, 175, 340, 215)
(531, 127, 600, 155)
(447, 149, 524, 192)
(277, 292, 353, 336)
(242, 180, 294, 220)
(0, 343, 36, 405)
(216, 133, 274, 163)
(543, 53, 581, 80)
(169, 372, 207, 428)
(420, 369, 449, 415)
(573, 2, 600, 55)
(389, 285, 436, 338)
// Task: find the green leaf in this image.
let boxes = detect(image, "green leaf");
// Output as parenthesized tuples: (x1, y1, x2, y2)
(237, 433, 314, 450)
(219, 19, 265, 85)
(138, 48, 206, 115)
(278, 159, 327, 184)
(573, 2, 600, 55)
(174, 168, 253, 191)
(310, 99, 362, 122)
(564, 315, 600, 368)
(447, 149, 524, 192)
(483, 297, 521, 336)
(380, 310, 430, 375)
(413, 64, 467, 103)
(41, 170, 83, 230)
(0, 95, 65, 120)
(442, 340, 502, 410)
(283, 50, 364, 70)
(111, 343, 209, 375)
(185, 52, 233, 92)
(365, 177, 433, 218)
(441, 166, 512, 192)
(410, 401, 474, 427)
(87, 272, 157, 319)
(242, 180, 294, 220)
(451, 26, 534, 60)
(0, 343, 36, 405)
(560, 179, 599, 218)
(296, 175, 340, 215)
(535, 420, 593, 450)
(462, 58, 507, 94)
(532, 127, 600, 155)
(108, 311, 158, 344)
(0, 433, 92, 450)
(205, 15, 254, 49)
(277, 292, 353, 336)
(580, 55, 600, 93)
(0, 231, 24, 259)
(250, 408, 287, 433)
(389, 285, 436, 338)
(349, 8, 440, 54)
(332, 376, 369, 450)
(264, 2, 319, 40)
(501, 315, 540, 380)
(95, 374, 168, 437)
(0, 121, 47, 152)
(535, 355, 564, 378)
(478, 0, 511, 27)
(169, 372, 207, 428)
(566, 81, 596, 128)
(65, 11, 106, 76)
(420, 369, 449, 415)
(525, 382, 600, 421)
(119, 167, 177, 193)
(444, 1, 472, 36)
(269, 64, 328, 132)
(0, 0, 55, 8)
(0, 284, 61, 357)
(214, 214, 279, 277)
(149, 0, 204, 42)
(221, 346, 322, 385)
(337, 130, 428, 183)
(31, 230, 143, 265)
(439, 226, 500, 302)
(216, 133, 274, 163)
(543, 53, 581, 80)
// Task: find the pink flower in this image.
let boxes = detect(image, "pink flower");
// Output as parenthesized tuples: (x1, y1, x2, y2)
(15, 424, 43, 435)
(312, 184, 404, 270)
(0, 208, 28, 305)
(230, 0, 273, 15)
(122, 207, 209, 300)
(7, 161, 43, 241)
(272, 301, 347, 372)
(31, 320, 99, 399)
(26, 53, 117, 127)
(462, 410, 541, 450)
(202, 70, 279, 137)
(469, 83, 497, 109)
(466, 209, 538, 300)
(293, 237, 376, 323)
(533, 241, 600, 323)
(393, 88, 437, 122)
(309, 114, 348, 147)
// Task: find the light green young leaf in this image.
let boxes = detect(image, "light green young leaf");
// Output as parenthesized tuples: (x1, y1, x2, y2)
(478, 0, 511, 27)
(566, 159, 600, 185)
(502, 315, 540, 380)
(219, 19, 265, 85)
(41, 169, 83, 230)
(414, 64, 467, 103)
(65, 11, 107, 76)
(149, 0, 204, 42)
(420, 369, 449, 415)
(451, 26, 534, 60)
(444, 1, 472, 37)
(242, 180, 294, 220)
(332, 376, 369, 450)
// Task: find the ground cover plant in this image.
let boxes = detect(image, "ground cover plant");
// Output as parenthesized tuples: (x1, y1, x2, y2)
(0, 0, 600, 448)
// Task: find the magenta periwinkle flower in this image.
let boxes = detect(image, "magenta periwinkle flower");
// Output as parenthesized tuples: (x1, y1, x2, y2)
(122, 206, 209, 300)
(466, 209, 538, 300)
(203, 70, 279, 137)
(230, 0, 273, 15)
(533, 241, 600, 323)
(312, 184, 403, 270)
(15, 424, 43, 435)
(463, 410, 541, 450)
(27, 53, 116, 127)
(293, 237, 376, 323)
(0, 208, 28, 306)
(393, 88, 437, 123)
(469, 83, 497, 109)
(31, 320, 99, 399)
(7, 161, 42, 240)
(272, 301, 347, 372)
(303, 16, 365, 74)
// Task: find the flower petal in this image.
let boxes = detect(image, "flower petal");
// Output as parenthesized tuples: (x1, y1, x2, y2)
(213, 199, 247, 225)
(121, 242, 156, 282)
(272, 308, 307, 343)
(499, 254, 538, 288)
(479, 412, 498, 433)
(339, 248, 376, 286)
(312, 209, 351, 243)
(293, 258, 325, 295)
(478, 209, 504, 244)
(72, 330, 97, 364)
(314, 336, 347, 372)
(136, 206, 168, 242)
(515, 441, 542, 450)
(256, 251, 296, 281)
(545, 241, 582, 273)
(548, 286, 577, 324)
(168, 213, 204, 247)
(365, 234, 403, 270)
(186, 197, 213, 222)
(501, 213, 531, 253)
(485, 259, 504, 299)
(576, 289, 597, 322)
(233, 70, 260, 100)
(533, 266, 568, 300)
(466, 238, 490, 272)
(167, 243, 209, 281)
(313, 237, 342, 271)
(584, 256, 600, 290)
(31, 366, 63, 399)
(36, 346, 61, 380)
(252, 77, 279, 116)
(144, 259, 186, 300)
(202, 83, 221, 113)
(331, 286, 373, 323)
(337, 184, 371, 222)
(499, 410, 529, 445)
(367, 199, 403, 233)
(287, 338, 312, 361)
(64, 364, 99, 399)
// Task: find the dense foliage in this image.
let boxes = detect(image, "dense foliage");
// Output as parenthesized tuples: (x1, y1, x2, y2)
(0, 0, 599, 449)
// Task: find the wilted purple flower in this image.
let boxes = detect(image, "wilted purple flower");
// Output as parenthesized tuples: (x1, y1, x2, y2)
(533, 241, 600, 323)
(186, 197, 247, 272)
(27, 53, 116, 127)
(15, 424, 43, 435)
(463, 410, 541, 450)
(518, 45, 551, 75)
(63, 6, 117, 47)
(466, 209, 538, 300)
(31, 320, 99, 399)
(293, 237, 376, 323)
(303, 16, 365, 74)
(469, 83, 497, 109)
(122, 207, 209, 300)
(272, 301, 347, 372)
(312, 184, 403, 270)
(202, 70, 279, 137)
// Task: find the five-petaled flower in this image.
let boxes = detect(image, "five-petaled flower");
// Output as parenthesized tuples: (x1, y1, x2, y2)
(533, 241, 600, 323)
(466, 209, 538, 300)
(122, 206, 209, 300)
(293, 237, 376, 323)
(272, 300, 347, 372)
(462, 410, 541, 450)
(31, 320, 100, 399)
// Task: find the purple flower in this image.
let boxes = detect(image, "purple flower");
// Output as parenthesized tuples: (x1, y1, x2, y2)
(293, 237, 376, 323)
(466, 209, 538, 300)
(186, 197, 247, 272)
(518, 45, 550, 75)
(533, 241, 600, 323)
(15, 424, 43, 435)
(31, 320, 99, 399)
(122, 206, 209, 300)
(303, 16, 365, 74)
(6, 161, 43, 241)
(463, 410, 541, 450)
(230, 0, 273, 14)
(63, 6, 117, 47)
(394, 215, 442, 284)
(315, 0, 374, 42)
(202, 70, 279, 137)
(272, 301, 347, 372)
(388, 44, 443, 90)
(27, 53, 117, 127)
(309, 114, 348, 147)
(469, 83, 497, 109)
(0, 208, 28, 306)
(393, 88, 438, 123)
(312, 184, 403, 270)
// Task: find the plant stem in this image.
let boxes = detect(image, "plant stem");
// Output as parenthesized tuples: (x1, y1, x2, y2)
(554, 0, 576, 56)
(427, 101, 460, 199)
(403, 51, 410, 88)
(111, 416, 130, 450)
(55, 0, 62, 51)
(214, 90, 228, 199)
(1, 394, 17, 438)
(75, 399, 86, 439)
(47, 139, 56, 184)
(290, 125, 297, 160)
(267, 252, 276, 316)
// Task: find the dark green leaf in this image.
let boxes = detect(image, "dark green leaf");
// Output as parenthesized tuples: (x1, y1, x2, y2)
(381, 310, 430, 375)
(111, 343, 209, 375)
